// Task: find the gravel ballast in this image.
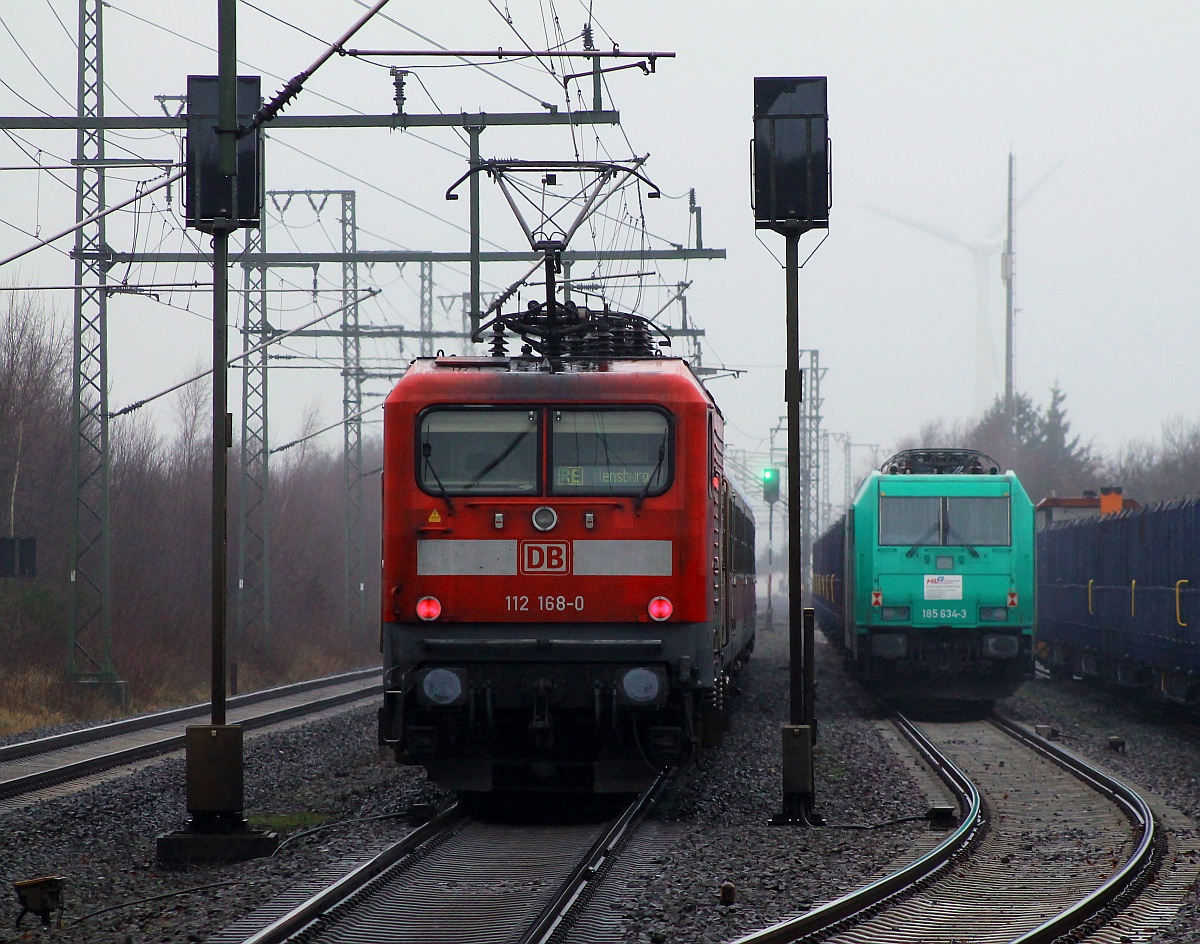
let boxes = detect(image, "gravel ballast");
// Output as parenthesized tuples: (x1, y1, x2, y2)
(1, 628, 1198, 943)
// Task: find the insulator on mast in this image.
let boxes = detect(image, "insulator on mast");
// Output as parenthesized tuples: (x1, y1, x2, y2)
(582, 23, 595, 50)
(390, 68, 408, 115)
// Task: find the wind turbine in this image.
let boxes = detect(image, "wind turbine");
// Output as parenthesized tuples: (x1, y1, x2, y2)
(867, 156, 1063, 415)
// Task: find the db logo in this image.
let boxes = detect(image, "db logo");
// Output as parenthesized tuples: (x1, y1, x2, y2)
(520, 541, 570, 574)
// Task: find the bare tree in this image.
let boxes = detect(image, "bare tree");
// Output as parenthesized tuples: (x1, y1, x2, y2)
(1106, 418, 1200, 503)
(3, 305, 380, 713)
(0, 295, 72, 671)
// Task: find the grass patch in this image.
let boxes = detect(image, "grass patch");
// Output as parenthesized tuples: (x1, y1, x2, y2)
(0, 647, 371, 740)
(0, 669, 80, 735)
(247, 811, 336, 835)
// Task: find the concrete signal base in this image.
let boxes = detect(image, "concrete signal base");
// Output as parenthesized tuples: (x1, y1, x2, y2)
(156, 823, 279, 866)
(155, 724, 280, 866)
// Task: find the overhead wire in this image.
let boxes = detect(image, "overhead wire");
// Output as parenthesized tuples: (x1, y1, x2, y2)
(27, 2, 155, 132)
(109, 288, 379, 417)
(0, 14, 74, 112)
(0, 130, 75, 199)
(347, 0, 555, 110)
(487, 0, 561, 84)
(102, 0, 437, 151)
(238, 0, 329, 46)
(267, 134, 507, 248)
(0, 55, 156, 159)
(10, 2, 706, 433)
(0, 167, 184, 268)
(49, 1, 680, 309)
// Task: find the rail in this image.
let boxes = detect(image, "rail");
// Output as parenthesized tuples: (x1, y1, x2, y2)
(991, 713, 1161, 943)
(0, 667, 379, 763)
(728, 713, 983, 944)
(0, 669, 380, 802)
(520, 767, 671, 944)
(731, 710, 1160, 944)
(236, 803, 466, 944)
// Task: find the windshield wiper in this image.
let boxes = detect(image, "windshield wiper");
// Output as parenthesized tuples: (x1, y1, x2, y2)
(463, 430, 529, 489)
(945, 523, 980, 557)
(905, 521, 940, 557)
(633, 440, 667, 515)
(421, 443, 454, 515)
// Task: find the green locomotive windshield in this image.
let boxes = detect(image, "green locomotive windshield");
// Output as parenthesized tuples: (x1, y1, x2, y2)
(418, 409, 539, 494)
(550, 409, 671, 496)
(946, 496, 1010, 546)
(880, 495, 1010, 547)
(879, 496, 941, 545)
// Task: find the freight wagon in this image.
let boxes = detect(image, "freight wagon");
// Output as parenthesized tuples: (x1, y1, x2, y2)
(1037, 497, 1200, 703)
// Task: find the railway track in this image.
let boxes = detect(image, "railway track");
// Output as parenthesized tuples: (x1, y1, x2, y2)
(0, 668, 379, 810)
(14, 666, 1182, 943)
(731, 710, 1164, 944)
(206, 770, 669, 944)
(199, 706, 1175, 944)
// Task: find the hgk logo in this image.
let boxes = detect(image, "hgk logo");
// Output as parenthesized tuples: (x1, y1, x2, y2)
(520, 541, 570, 574)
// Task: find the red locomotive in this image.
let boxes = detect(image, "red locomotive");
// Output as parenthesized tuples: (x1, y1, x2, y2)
(378, 302, 756, 793)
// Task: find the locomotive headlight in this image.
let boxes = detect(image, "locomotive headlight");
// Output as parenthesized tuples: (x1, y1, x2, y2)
(880, 606, 910, 621)
(647, 596, 673, 621)
(418, 667, 467, 706)
(531, 505, 558, 531)
(979, 607, 1009, 622)
(415, 596, 442, 621)
(618, 667, 667, 705)
(982, 634, 1019, 658)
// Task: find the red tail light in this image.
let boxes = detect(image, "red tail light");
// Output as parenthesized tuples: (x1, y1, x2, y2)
(648, 596, 673, 621)
(415, 596, 442, 621)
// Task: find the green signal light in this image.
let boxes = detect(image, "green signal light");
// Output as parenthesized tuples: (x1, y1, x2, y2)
(762, 467, 780, 502)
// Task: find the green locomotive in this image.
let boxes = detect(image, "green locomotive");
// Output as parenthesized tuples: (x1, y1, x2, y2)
(812, 449, 1035, 703)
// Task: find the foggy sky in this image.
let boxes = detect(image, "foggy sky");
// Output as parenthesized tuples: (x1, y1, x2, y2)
(1, 1, 1197, 504)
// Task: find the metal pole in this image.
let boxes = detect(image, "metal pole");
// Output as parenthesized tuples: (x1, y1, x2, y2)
(468, 126, 482, 332)
(765, 503, 774, 631)
(784, 226, 803, 724)
(211, 0, 237, 727)
(212, 232, 229, 726)
(844, 438, 852, 514)
(802, 607, 816, 729)
(341, 192, 364, 636)
(419, 261, 434, 356)
(68, 0, 119, 692)
(237, 214, 269, 678)
(544, 250, 558, 356)
(1004, 152, 1015, 422)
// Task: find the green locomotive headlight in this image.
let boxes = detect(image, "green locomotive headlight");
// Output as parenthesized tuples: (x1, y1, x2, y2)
(880, 606, 910, 621)
(979, 606, 1010, 622)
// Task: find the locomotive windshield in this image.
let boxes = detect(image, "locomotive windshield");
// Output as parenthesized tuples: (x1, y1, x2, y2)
(418, 409, 539, 494)
(879, 496, 941, 545)
(945, 496, 1010, 546)
(550, 409, 671, 496)
(879, 495, 1010, 547)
